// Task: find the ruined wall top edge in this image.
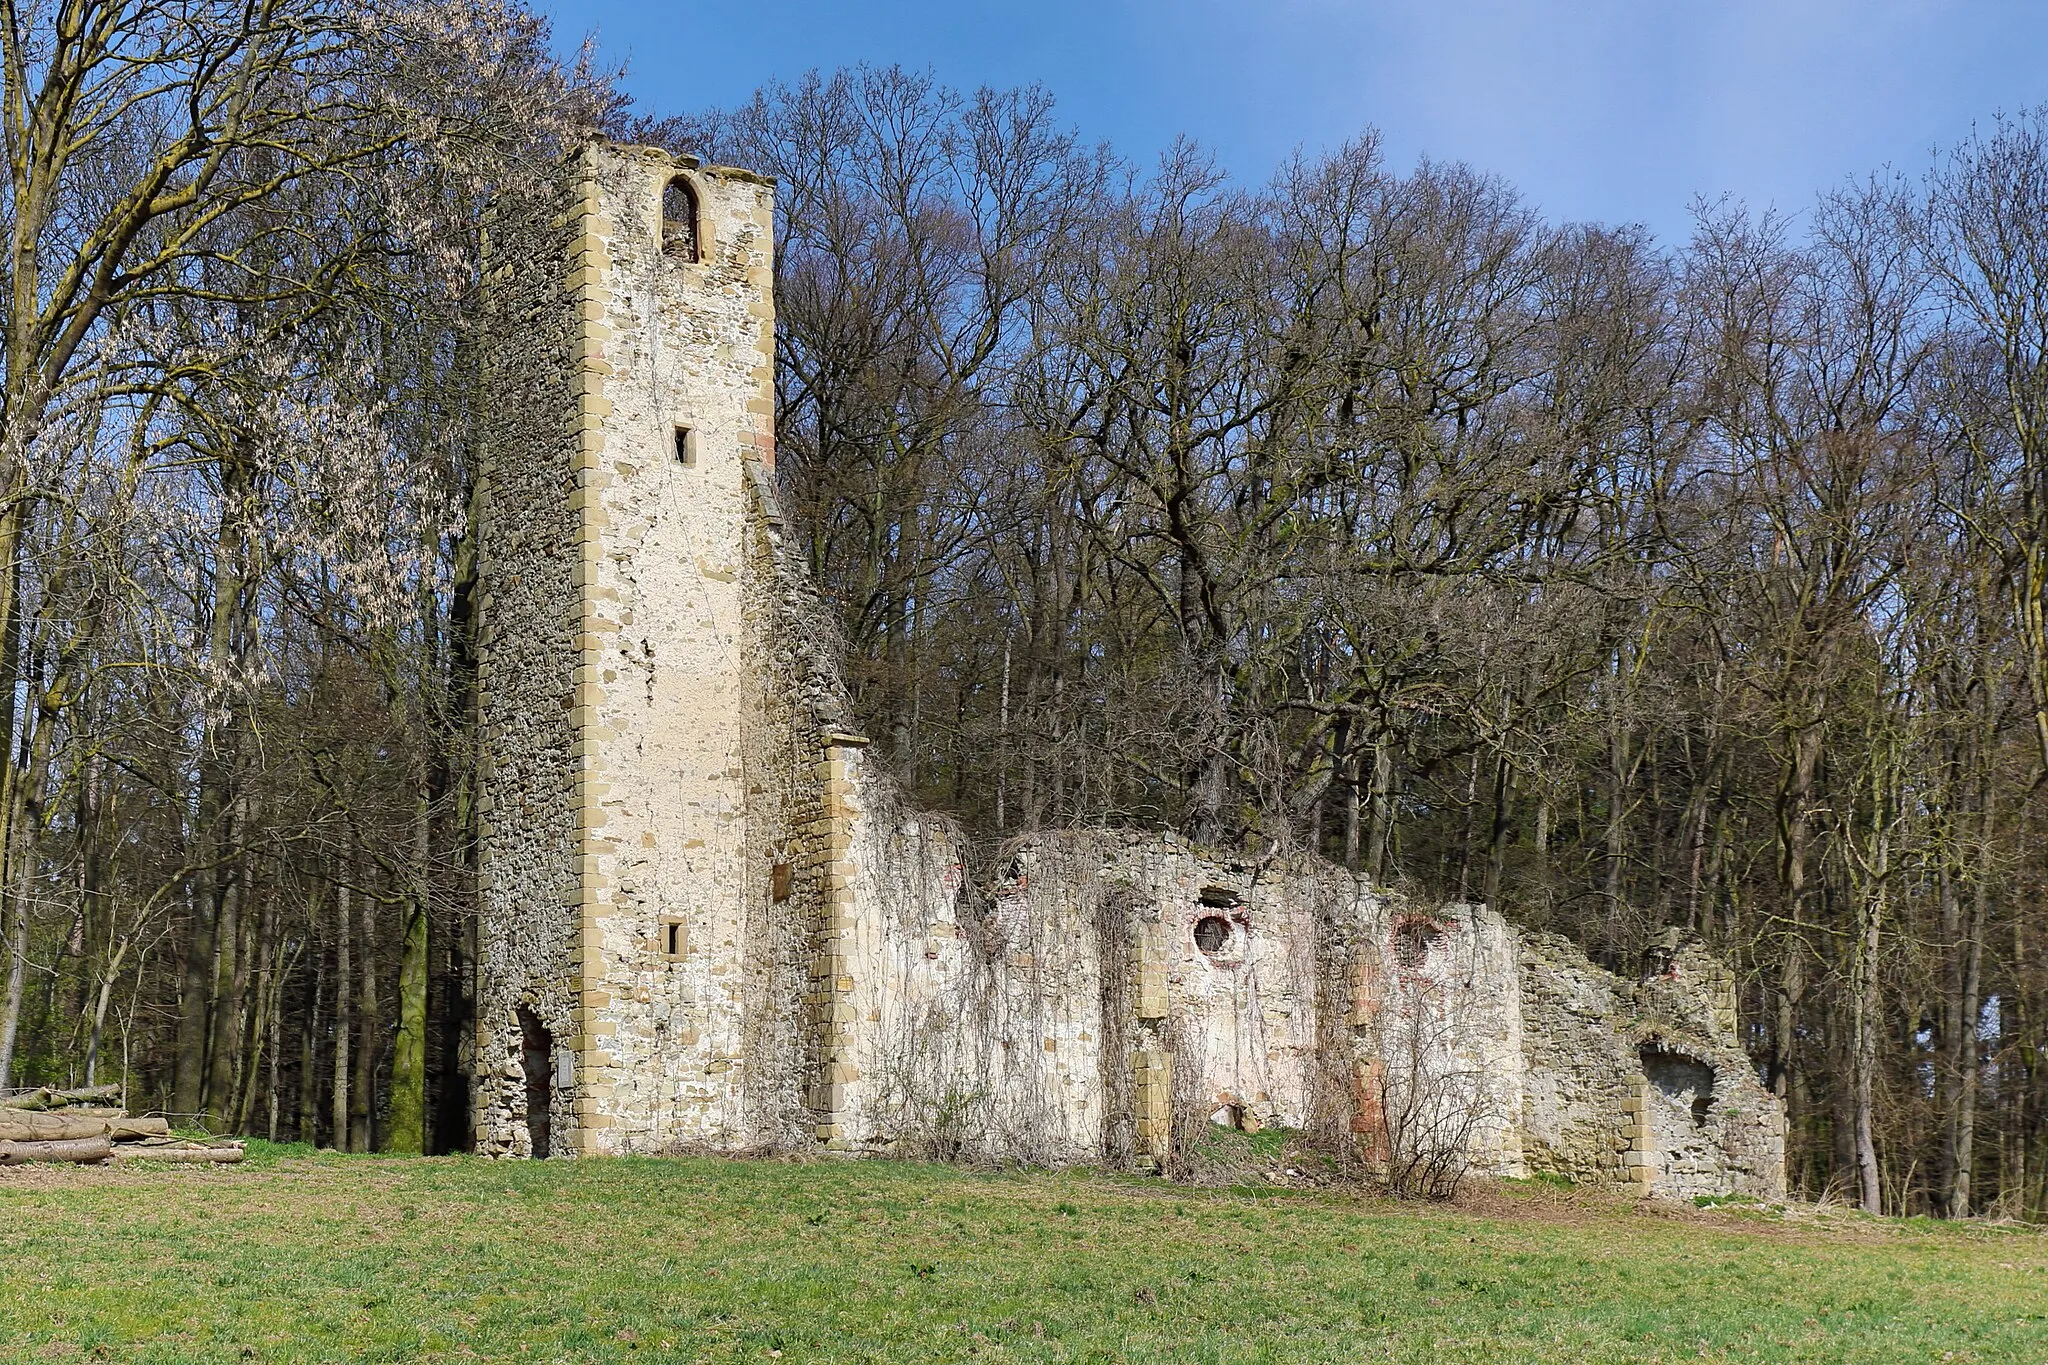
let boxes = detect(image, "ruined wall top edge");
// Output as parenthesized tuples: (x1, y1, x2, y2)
(586, 139, 777, 186)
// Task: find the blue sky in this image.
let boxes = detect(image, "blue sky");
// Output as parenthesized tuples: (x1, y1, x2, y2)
(536, 0, 2048, 246)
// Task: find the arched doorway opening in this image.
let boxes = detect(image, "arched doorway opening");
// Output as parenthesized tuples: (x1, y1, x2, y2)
(517, 1005, 553, 1159)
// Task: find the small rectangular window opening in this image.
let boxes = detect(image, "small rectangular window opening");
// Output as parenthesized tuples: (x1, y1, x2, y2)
(661, 920, 687, 959)
(674, 425, 696, 467)
(771, 862, 793, 903)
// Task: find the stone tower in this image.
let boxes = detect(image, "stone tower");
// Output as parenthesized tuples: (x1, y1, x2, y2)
(472, 143, 805, 1157)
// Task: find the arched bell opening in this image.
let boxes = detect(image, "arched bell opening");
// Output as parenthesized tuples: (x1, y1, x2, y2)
(662, 175, 700, 263)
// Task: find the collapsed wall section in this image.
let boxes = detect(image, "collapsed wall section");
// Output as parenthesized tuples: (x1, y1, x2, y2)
(738, 516, 872, 1149)
(1516, 933, 1786, 1200)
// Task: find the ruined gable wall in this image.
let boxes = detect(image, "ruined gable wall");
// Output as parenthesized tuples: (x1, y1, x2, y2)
(1365, 902, 1530, 1179)
(840, 806, 1102, 1164)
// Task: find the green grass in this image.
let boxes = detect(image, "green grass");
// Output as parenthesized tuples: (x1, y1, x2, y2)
(2, 1148, 2043, 1364)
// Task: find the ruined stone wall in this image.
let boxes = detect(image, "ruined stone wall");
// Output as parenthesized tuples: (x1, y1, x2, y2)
(735, 508, 843, 1148)
(825, 826, 1532, 1181)
(841, 811, 1100, 1164)
(1515, 934, 1785, 1200)
(472, 159, 584, 1157)
(819, 806, 1773, 1200)
(1364, 902, 1529, 1180)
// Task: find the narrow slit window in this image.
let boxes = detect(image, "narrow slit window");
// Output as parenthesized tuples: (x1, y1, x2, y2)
(674, 425, 696, 467)
(662, 920, 687, 959)
(662, 176, 699, 262)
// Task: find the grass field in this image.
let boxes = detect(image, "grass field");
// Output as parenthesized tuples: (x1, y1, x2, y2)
(1, 1146, 2043, 1364)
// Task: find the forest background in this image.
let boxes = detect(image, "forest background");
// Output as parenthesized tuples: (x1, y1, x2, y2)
(6, 0, 2048, 1222)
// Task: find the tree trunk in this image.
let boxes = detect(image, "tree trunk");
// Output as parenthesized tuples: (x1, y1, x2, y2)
(299, 910, 324, 1146)
(202, 851, 246, 1128)
(350, 864, 380, 1153)
(84, 933, 130, 1089)
(1365, 730, 1395, 881)
(1341, 731, 1361, 874)
(235, 886, 281, 1137)
(1848, 739, 1891, 1217)
(1773, 719, 1823, 1181)
(330, 876, 351, 1151)
(1852, 889, 1884, 1214)
(0, 858, 26, 1091)
(433, 479, 482, 1156)
(0, 1136, 112, 1164)
(1603, 716, 1633, 962)
(1483, 750, 1510, 908)
(0, 631, 61, 1091)
(1455, 749, 1479, 900)
(0, 535, 28, 1091)
(996, 632, 1011, 830)
(267, 954, 285, 1144)
(1948, 732, 1994, 1217)
(387, 774, 431, 1153)
(1938, 828, 1967, 1211)
(171, 878, 215, 1121)
(0, 1113, 167, 1140)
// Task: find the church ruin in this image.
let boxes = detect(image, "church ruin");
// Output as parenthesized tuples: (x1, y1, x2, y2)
(470, 142, 1786, 1200)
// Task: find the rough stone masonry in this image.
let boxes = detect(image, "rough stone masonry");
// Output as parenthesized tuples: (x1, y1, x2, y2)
(471, 142, 1787, 1200)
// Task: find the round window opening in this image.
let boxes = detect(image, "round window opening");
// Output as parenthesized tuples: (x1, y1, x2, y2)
(1193, 915, 1232, 955)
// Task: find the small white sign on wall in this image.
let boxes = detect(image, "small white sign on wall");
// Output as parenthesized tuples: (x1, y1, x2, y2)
(555, 1049, 575, 1091)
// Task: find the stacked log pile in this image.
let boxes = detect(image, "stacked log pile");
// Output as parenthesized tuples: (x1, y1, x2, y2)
(0, 1086, 244, 1165)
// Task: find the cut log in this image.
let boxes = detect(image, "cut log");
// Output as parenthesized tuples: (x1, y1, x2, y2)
(0, 1136, 113, 1164)
(106, 1118, 172, 1140)
(107, 1144, 244, 1164)
(0, 1113, 169, 1142)
(0, 1084, 121, 1112)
